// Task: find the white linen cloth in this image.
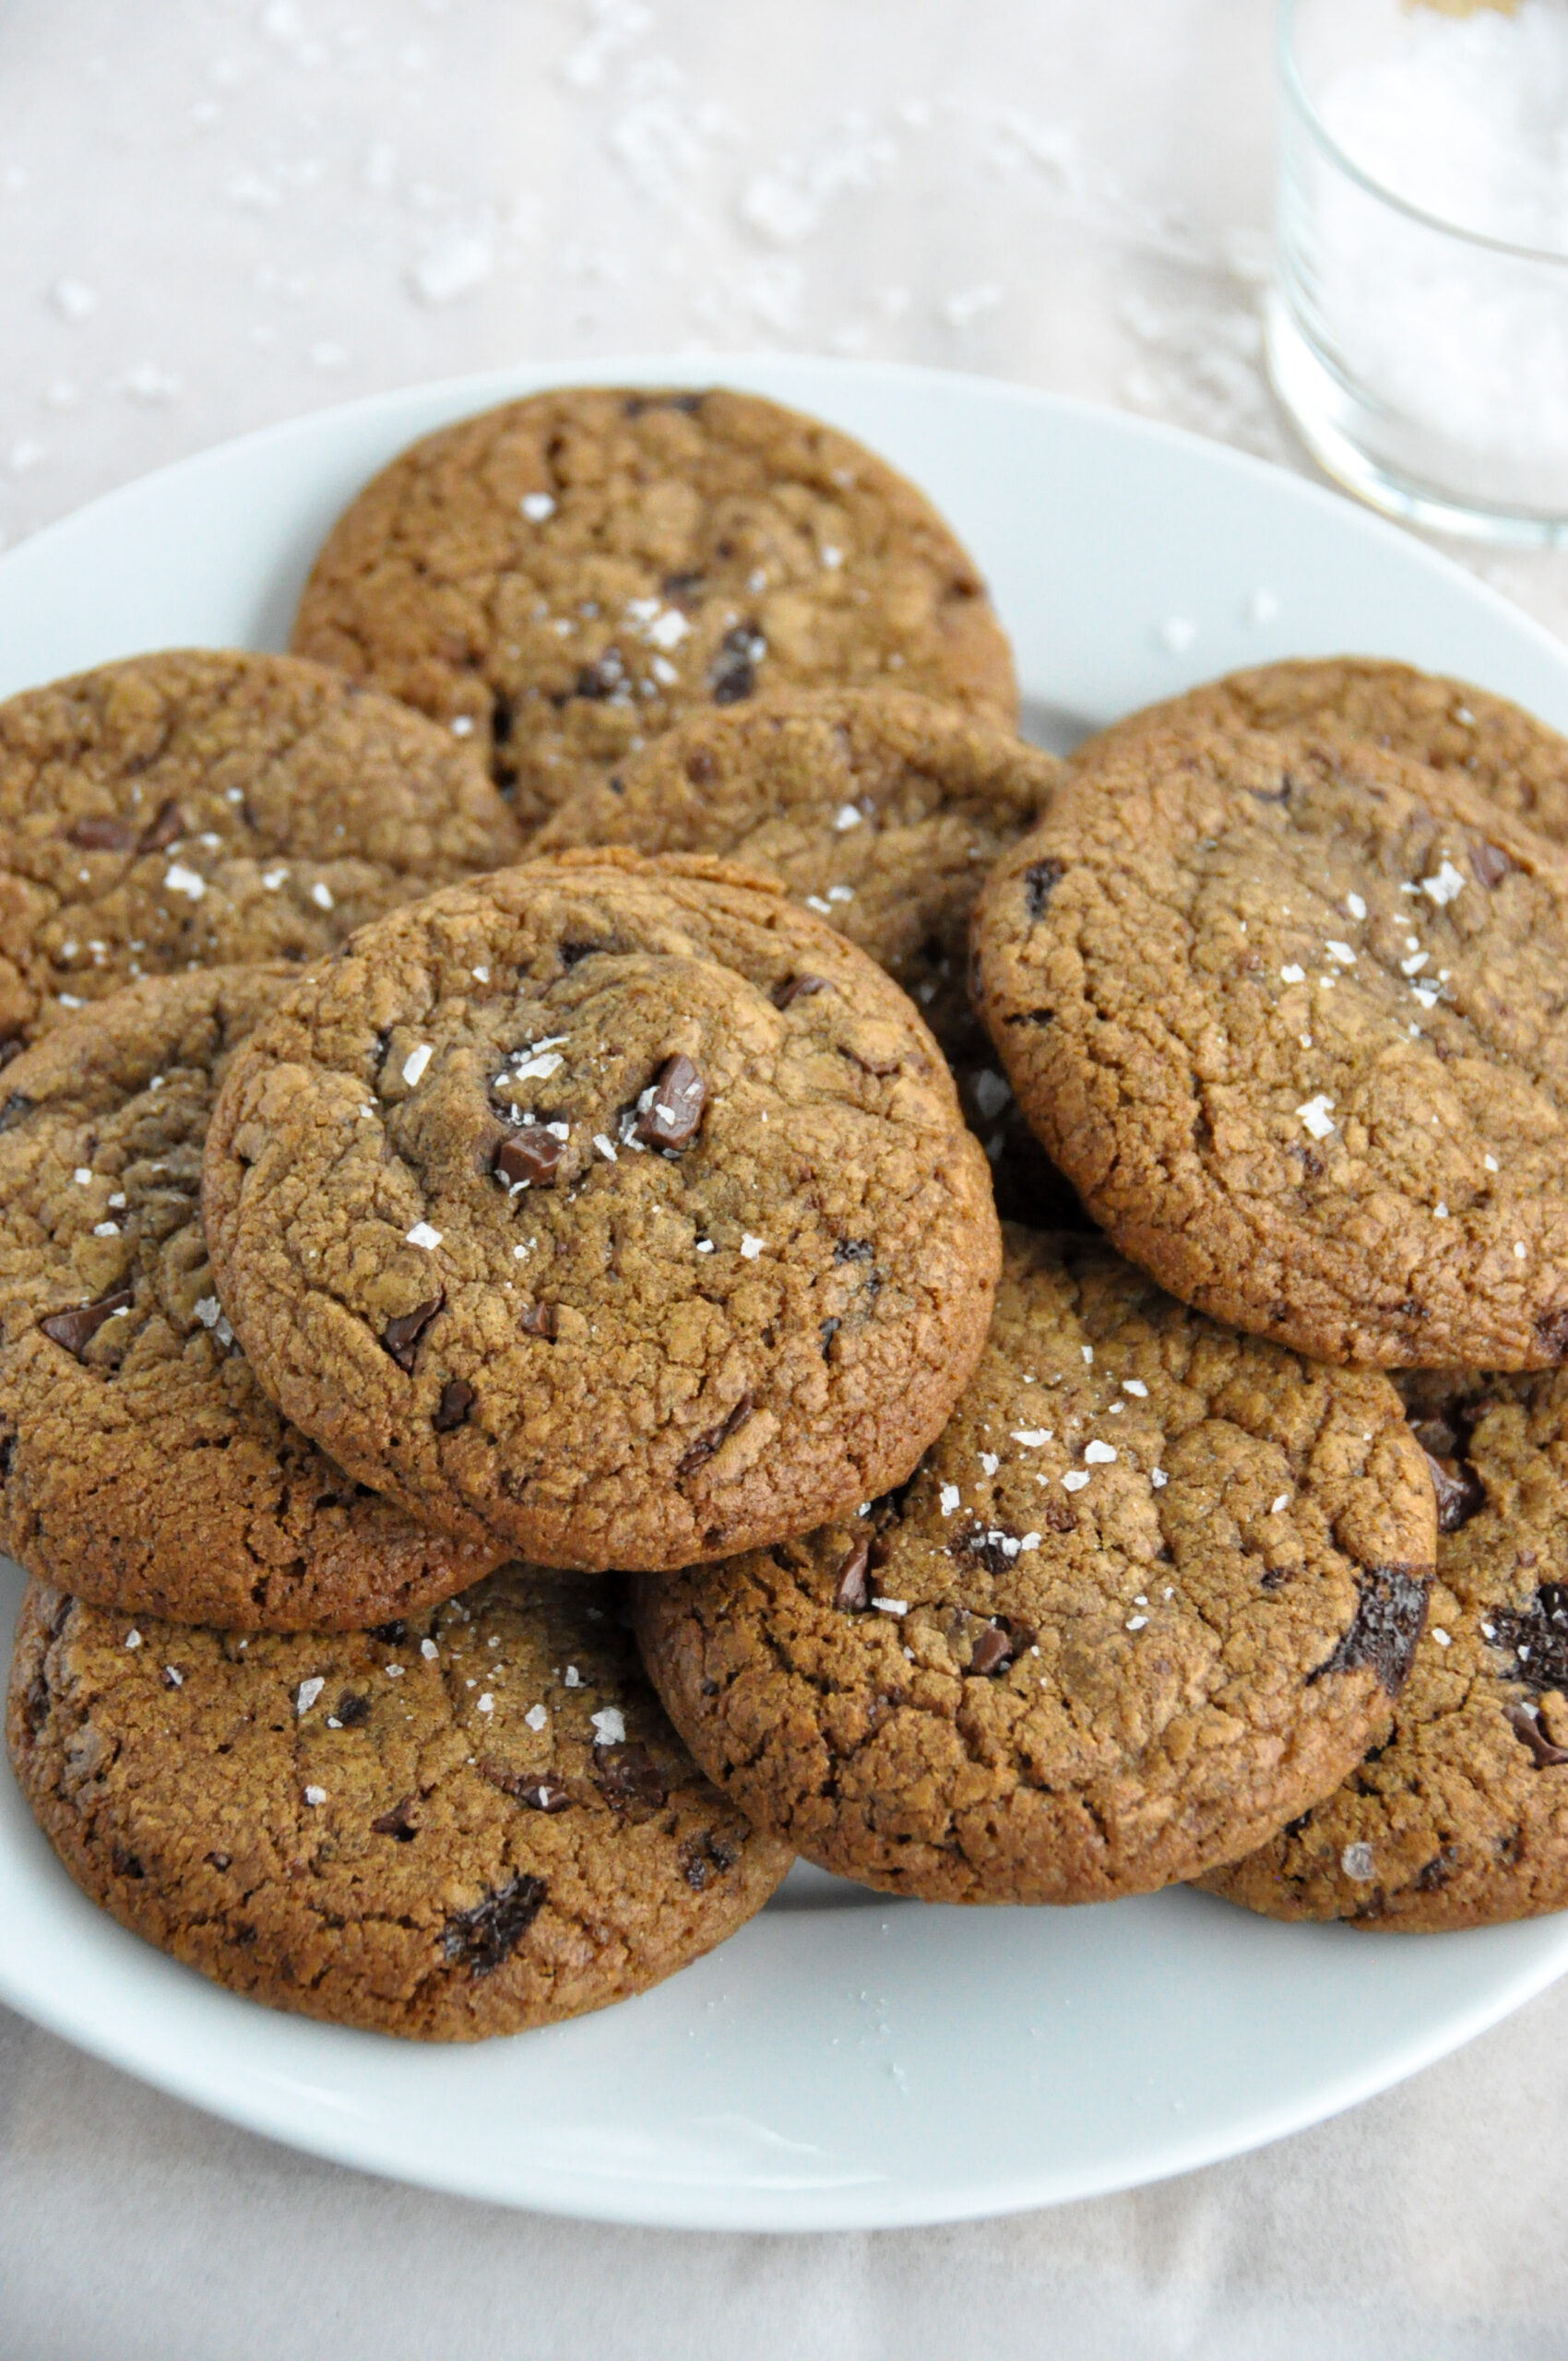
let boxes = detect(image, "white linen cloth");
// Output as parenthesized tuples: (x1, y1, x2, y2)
(3, 6, 1567, 2354)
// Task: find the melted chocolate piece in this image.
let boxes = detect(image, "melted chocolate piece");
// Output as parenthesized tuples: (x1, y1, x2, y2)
(952, 1518, 1023, 1577)
(1470, 840, 1515, 889)
(519, 1300, 558, 1339)
(675, 1391, 754, 1478)
(481, 1762, 572, 1811)
(0, 1038, 19, 1075)
(709, 624, 759, 705)
(434, 1377, 475, 1432)
(680, 1830, 741, 1890)
(371, 1796, 420, 1840)
(336, 1691, 371, 1726)
(968, 1624, 1012, 1677)
(1310, 1564, 1430, 1695)
(442, 1874, 547, 1977)
(1505, 1703, 1568, 1767)
(382, 1294, 443, 1372)
(634, 1053, 706, 1150)
(1491, 1585, 1568, 1694)
(1024, 857, 1064, 920)
(1423, 1449, 1486, 1534)
(39, 1286, 135, 1359)
(833, 1238, 873, 1264)
(67, 815, 138, 851)
(1415, 1845, 1461, 1891)
(371, 1620, 408, 1644)
(0, 1091, 33, 1133)
(494, 1130, 564, 1187)
(593, 1739, 667, 1811)
(573, 650, 624, 701)
(137, 799, 184, 854)
(834, 1531, 872, 1611)
(662, 569, 706, 606)
(1537, 1310, 1568, 1362)
(774, 974, 832, 1010)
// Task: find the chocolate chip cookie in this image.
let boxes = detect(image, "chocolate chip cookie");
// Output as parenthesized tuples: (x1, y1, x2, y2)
(1202, 1369, 1568, 1928)
(635, 1226, 1435, 1903)
(972, 720, 1568, 1368)
(1076, 658, 1568, 848)
(6, 1568, 790, 2037)
(0, 648, 520, 1053)
(534, 686, 1075, 1221)
(202, 849, 1001, 1572)
(0, 967, 500, 1627)
(290, 386, 1017, 828)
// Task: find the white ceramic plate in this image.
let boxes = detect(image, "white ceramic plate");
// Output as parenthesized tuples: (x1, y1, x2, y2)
(4, 358, 1568, 2233)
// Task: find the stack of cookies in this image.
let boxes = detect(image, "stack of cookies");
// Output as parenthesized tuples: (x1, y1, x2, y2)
(5, 386, 1568, 2049)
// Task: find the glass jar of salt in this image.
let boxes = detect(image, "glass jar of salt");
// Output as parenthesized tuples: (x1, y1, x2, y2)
(1270, 0, 1568, 542)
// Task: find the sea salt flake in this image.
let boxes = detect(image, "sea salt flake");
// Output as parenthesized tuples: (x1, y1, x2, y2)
(1420, 860, 1466, 907)
(872, 1596, 909, 1616)
(980, 1451, 1000, 1475)
(525, 1703, 548, 1731)
(834, 802, 862, 831)
(826, 884, 854, 903)
(1431, 1627, 1452, 1647)
(591, 1707, 626, 1745)
(163, 1666, 183, 1687)
(1297, 1094, 1336, 1140)
(939, 1483, 960, 1516)
(1270, 1493, 1290, 1515)
(1324, 940, 1356, 966)
(303, 1786, 327, 1807)
(1434, 1202, 1449, 1219)
(1123, 1379, 1148, 1397)
(164, 863, 205, 900)
(520, 492, 555, 522)
(1515, 1241, 1528, 1258)
(1125, 1616, 1148, 1631)
(1400, 951, 1430, 976)
(1081, 1346, 1094, 1364)
(73, 1168, 92, 1186)
(1341, 1843, 1375, 1881)
(805, 895, 833, 914)
(1062, 1469, 1091, 1492)
(402, 1043, 433, 1086)
(564, 1665, 582, 1687)
(1485, 1154, 1500, 1172)
(406, 1221, 442, 1250)
(477, 1692, 494, 1714)
(193, 1297, 223, 1328)
(740, 1234, 765, 1259)
(125, 1630, 141, 1649)
(1346, 893, 1367, 920)
(513, 1050, 564, 1082)
(262, 867, 287, 890)
(296, 1677, 325, 1715)
(1019, 1532, 1040, 1552)
(1011, 1429, 1049, 1447)
(647, 608, 688, 650)
(1151, 1468, 1168, 1488)
(1084, 1441, 1117, 1465)
(420, 1638, 438, 1660)
(472, 966, 490, 983)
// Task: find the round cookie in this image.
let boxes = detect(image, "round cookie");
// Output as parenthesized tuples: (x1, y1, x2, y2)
(202, 848, 1002, 1572)
(290, 386, 1017, 829)
(1202, 1368, 1568, 1928)
(1075, 658, 1568, 848)
(534, 686, 1076, 1223)
(634, 1226, 1437, 1904)
(0, 967, 500, 1628)
(972, 719, 1568, 1368)
(0, 648, 520, 1053)
(6, 1568, 791, 2038)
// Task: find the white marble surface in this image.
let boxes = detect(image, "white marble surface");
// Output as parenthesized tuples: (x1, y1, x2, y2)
(4, 4, 1568, 2353)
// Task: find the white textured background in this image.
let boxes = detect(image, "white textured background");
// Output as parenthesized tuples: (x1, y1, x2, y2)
(5, 5, 1568, 2355)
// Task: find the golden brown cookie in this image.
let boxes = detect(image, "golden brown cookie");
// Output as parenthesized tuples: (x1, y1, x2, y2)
(1076, 658, 1568, 847)
(534, 686, 1075, 1223)
(0, 967, 500, 1628)
(6, 1569, 791, 2038)
(0, 648, 520, 1053)
(635, 1227, 1436, 1904)
(202, 849, 1001, 1572)
(290, 386, 1017, 827)
(972, 719, 1568, 1368)
(1202, 1369, 1568, 1928)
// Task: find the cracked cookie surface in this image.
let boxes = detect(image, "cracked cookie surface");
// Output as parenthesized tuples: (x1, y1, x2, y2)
(6, 1568, 790, 2038)
(972, 719, 1568, 1367)
(0, 967, 499, 1627)
(202, 848, 1001, 1571)
(290, 386, 1017, 829)
(1076, 658, 1568, 848)
(1202, 1369, 1568, 1928)
(635, 1226, 1435, 1903)
(0, 648, 520, 1053)
(533, 687, 1076, 1224)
